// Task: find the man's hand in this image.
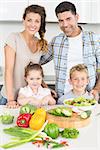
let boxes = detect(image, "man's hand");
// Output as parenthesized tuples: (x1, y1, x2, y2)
(90, 89, 99, 101)
(51, 89, 57, 98)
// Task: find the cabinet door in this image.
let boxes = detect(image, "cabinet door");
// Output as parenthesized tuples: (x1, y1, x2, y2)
(90, 1, 100, 23)
(0, 0, 28, 21)
(28, 0, 100, 23)
(77, 0, 100, 23)
(28, 0, 60, 22)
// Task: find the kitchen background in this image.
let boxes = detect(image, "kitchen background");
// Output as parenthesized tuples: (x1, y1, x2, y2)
(0, 0, 100, 86)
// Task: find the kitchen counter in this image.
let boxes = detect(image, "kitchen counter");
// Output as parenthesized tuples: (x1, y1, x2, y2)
(0, 104, 100, 150)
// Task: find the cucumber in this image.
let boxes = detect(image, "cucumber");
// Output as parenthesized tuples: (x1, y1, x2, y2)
(61, 108, 72, 117)
(55, 108, 62, 114)
(80, 110, 92, 119)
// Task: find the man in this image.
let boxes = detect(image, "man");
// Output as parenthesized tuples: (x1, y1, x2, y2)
(41, 1, 100, 102)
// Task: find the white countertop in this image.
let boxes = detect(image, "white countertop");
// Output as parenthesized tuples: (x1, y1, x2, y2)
(0, 105, 100, 150)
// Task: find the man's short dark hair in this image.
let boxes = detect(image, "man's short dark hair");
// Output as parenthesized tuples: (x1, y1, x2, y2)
(55, 1, 76, 16)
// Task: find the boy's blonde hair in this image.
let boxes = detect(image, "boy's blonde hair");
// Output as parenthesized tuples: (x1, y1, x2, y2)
(69, 64, 88, 79)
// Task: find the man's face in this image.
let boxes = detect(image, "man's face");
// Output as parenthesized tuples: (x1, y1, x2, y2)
(57, 11, 79, 37)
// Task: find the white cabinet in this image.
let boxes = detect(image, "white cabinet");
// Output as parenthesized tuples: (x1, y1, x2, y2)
(74, 0, 100, 23)
(0, 0, 28, 21)
(0, 0, 100, 23)
(89, 1, 100, 23)
(28, 0, 58, 22)
(28, 0, 100, 23)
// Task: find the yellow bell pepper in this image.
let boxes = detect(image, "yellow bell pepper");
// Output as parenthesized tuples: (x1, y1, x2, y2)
(29, 108, 46, 130)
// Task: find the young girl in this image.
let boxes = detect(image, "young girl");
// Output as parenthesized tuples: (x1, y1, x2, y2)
(17, 62, 56, 106)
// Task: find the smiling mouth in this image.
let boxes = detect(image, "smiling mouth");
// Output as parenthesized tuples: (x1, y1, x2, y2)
(29, 28, 36, 31)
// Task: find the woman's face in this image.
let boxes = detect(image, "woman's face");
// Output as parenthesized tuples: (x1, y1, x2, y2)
(23, 12, 41, 35)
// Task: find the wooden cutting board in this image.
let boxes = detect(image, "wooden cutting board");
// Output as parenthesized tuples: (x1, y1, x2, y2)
(46, 112, 91, 128)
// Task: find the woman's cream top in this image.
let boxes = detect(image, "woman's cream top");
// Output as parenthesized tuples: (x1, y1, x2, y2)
(1, 32, 44, 100)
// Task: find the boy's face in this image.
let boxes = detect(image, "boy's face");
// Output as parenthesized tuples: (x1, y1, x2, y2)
(69, 70, 89, 93)
(25, 70, 42, 90)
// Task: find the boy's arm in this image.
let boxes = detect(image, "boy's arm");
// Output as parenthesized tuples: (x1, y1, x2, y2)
(58, 94, 68, 104)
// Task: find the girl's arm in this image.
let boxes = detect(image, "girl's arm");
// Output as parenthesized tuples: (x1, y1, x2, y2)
(41, 94, 56, 105)
(5, 45, 19, 108)
(17, 93, 41, 106)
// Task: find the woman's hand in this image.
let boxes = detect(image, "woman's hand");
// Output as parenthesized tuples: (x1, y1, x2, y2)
(6, 100, 19, 109)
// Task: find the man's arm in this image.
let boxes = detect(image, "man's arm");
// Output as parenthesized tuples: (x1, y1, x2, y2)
(91, 72, 100, 101)
(94, 72, 100, 92)
(40, 42, 53, 65)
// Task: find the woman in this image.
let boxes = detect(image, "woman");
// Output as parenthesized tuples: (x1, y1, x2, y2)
(0, 5, 48, 108)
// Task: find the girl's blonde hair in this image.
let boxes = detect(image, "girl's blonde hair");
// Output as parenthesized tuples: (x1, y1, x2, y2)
(70, 64, 88, 79)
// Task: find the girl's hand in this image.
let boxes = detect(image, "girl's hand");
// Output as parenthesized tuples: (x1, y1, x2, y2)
(6, 100, 19, 109)
(40, 98, 49, 106)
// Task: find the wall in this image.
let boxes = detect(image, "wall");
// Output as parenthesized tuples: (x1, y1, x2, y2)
(0, 21, 100, 77)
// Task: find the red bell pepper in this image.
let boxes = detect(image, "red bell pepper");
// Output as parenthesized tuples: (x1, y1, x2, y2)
(16, 113, 32, 128)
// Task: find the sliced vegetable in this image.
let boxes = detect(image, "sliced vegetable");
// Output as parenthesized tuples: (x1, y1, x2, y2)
(0, 114, 14, 124)
(44, 123, 59, 139)
(48, 107, 73, 117)
(61, 108, 72, 117)
(16, 113, 32, 128)
(80, 110, 92, 119)
(20, 104, 36, 114)
(65, 97, 96, 106)
(32, 137, 68, 149)
(61, 128, 79, 139)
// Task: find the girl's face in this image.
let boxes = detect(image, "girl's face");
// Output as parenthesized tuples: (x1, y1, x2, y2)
(69, 71, 89, 93)
(23, 12, 41, 35)
(25, 70, 42, 90)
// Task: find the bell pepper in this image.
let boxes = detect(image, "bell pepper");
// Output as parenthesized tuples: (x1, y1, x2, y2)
(16, 113, 32, 128)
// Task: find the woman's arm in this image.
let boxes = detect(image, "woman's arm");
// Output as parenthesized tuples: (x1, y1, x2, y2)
(5, 45, 19, 108)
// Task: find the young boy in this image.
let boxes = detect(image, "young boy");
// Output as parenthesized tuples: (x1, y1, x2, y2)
(58, 64, 94, 104)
